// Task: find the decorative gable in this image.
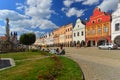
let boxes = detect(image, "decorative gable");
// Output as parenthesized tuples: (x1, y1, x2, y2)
(86, 7, 111, 26)
(73, 18, 85, 30)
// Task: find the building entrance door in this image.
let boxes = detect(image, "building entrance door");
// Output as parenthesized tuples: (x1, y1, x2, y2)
(97, 39, 108, 46)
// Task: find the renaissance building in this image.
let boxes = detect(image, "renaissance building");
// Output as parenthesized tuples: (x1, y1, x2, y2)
(111, 0, 120, 46)
(73, 18, 85, 47)
(86, 7, 111, 46)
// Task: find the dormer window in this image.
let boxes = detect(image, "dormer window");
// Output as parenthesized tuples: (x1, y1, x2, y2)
(98, 19, 102, 22)
(92, 21, 95, 24)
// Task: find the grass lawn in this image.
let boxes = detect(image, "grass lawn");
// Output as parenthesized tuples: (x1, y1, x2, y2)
(0, 51, 83, 80)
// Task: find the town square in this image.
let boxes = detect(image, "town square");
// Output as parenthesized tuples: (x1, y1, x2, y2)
(0, 0, 120, 80)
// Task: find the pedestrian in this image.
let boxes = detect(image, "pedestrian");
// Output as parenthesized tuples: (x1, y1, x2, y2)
(56, 48, 59, 54)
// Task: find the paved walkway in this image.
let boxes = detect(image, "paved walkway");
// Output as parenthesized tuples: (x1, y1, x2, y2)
(63, 47, 120, 80)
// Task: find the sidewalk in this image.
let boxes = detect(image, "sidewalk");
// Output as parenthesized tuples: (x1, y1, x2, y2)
(64, 47, 120, 80)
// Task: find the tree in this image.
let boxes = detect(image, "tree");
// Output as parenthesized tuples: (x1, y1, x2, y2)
(20, 33, 36, 45)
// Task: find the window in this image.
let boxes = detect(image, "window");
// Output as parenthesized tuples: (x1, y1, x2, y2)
(70, 35, 72, 38)
(77, 32, 79, 36)
(68, 29, 69, 31)
(115, 23, 120, 31)
(66, 36, 67, 39)
(66, 29, 67, 32)
(98, 28, 101, 34)
(98, 19, 102, 22)
(92, 21, 95, 24)
(81, 31, 84, 36)
(104, 26, 108, 33)
(68, 35, 69, 38)
(87, 30, 90, 35)
(92, 30, 95, 34)
(74, 33, 76, 37)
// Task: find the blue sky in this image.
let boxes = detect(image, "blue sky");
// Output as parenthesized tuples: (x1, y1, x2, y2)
(0, 0, 119, 38)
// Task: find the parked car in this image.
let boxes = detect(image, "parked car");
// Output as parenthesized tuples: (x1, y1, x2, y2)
(98, 43, 118, 50)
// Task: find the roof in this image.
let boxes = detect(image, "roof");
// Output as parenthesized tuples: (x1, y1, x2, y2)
(0, 36, 7, 41)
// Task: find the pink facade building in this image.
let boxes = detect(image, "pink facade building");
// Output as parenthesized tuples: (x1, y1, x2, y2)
(65, 23, 73, 47)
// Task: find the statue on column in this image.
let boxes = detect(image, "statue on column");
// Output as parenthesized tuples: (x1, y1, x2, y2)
(6, 18, 10, 41)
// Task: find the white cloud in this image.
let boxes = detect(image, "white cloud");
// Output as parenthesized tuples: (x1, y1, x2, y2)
(10, 19, 32, 29)
(63, 0, 83, 7)
(0, 10, 28, 21)
(35, 31, 45, 38)
(98, 0, 118, 12)
(25, 0, 53, 19)
(0, 0, 58, 37)
(0, 26, 5, 36)
(82, 0, 99, 5)
(10, 27, 31, 33)
(37, 19, 58, 29)
(16, 3, 26, 10)
(62, 0, 85, 17)
(24, 0, 58, 29)
(63, 0, 74, 7)
(66, 7, 85, 17)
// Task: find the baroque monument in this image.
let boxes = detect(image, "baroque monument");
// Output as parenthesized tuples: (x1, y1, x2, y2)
(6, 18, 10, 41)
(0, 18, 18, 52)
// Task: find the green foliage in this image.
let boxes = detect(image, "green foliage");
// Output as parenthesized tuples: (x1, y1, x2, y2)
(38, 56, 63, 80)
(57, 56, 83, 80)
(20, 33, 36, 45)
(0, 52, 83, 80)
(29, 49, 39, 52)
(0, 52, 42, 60)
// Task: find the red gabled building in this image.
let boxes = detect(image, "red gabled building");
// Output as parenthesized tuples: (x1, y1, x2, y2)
(86, 7, 111, 46)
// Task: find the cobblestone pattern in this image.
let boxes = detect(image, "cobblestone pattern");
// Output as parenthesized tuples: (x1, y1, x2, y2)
(63, 47, 120, 80)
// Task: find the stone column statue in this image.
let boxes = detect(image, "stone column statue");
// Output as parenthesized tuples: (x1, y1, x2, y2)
(6, 18, 10, 41)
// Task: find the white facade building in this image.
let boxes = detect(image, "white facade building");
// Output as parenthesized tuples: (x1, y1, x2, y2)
(34, 38, 44, 45)
(73, 18, 85, 46)
(111, 0, 120, 46)
(45, 32, 54, 46)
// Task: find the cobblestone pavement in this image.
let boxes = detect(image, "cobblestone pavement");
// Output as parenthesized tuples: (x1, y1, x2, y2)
(63, 47, 120, 80)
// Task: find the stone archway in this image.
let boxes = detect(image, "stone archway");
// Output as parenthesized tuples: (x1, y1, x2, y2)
(68, 42, 69, 47)
(114, 35, 120, 47)
(87, 40, 95, 47)
(77, 41, 80, 44)
(70, 41, 73, 47)
(87, 41, 91, 47)
(76, 41, 80, 47)
(97, 39, 108, 46)
(80, 40, 85, 47)
(73, 41, 76, 47)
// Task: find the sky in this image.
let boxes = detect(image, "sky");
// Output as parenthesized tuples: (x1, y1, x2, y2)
(0, 0, 119, 38)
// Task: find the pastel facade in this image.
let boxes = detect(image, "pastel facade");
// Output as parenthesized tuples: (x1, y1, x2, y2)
(65, 23, 73, 47)
(73, 18, 85, 47)
(34, 38, 43, 45)
(41, 35, 46, 46)
(53, 28, 60, 46)
(44, 33, 54, 46)
(86, 7, 111, 46)
(59, 26, 65, 46)
(111, 1, 120, 46)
